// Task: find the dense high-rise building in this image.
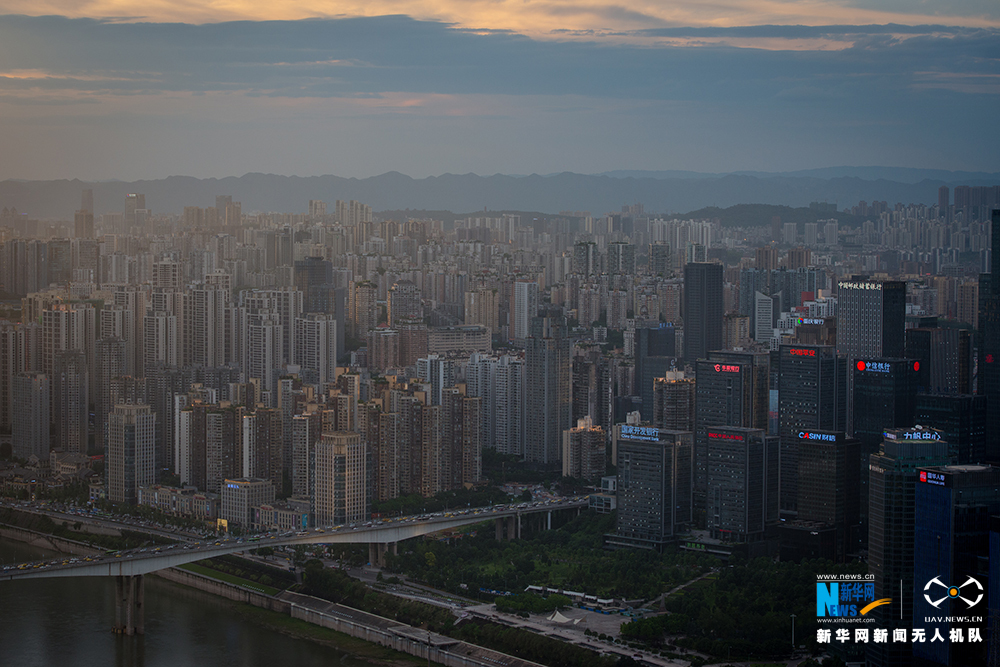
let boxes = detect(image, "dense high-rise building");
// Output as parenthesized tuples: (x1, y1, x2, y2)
(13, 372, 49, 460)
(510, 280, 538, 342)
(653, 371, 695, 431)
(777, 344, 847, 516)
(80, 188, 93, 215)
(46, 238, 69, 285)
(938, 185, 949, 213)
(367, 327, 399, 373)
(756, 246, 779, 272)
(606, 242, 635, 275)
(524, 312, 571, 467)
(705, 426, 778, 543)
(349, 280, 378, 339)
(314, 431, 369, 526)
(571, 346, 612, 430)
(107, 403, 155, 504)
(0, 322, 38, 438)
(467, 352, 525, 456)
(440, 388, 482, 490)
(185, 285, 235, 368)
(241, 288, 303, 365)
(308, 200, 326, 219)
(370, 410, 400, 502)
(74, 210, 94, 239)
(293, 313, 338, 387)
(143, 311, 179, 371)
(388, 280, 422, 327)
(464, 287, 500, 334)
(572, 241, 599, 276)
(95, 337, 126, 452)
(867, 426, 951, 667)
(416, 354, 454, 406)
(204, 406, 242, 494)
(608, 426, 692, 551)
(682, 262, 723, 361)
(561, 417, 605, 481)
(242, 308, 282, 398)
(124, 193, 145, 227)
(291, 412, 321, 500)
(396, 318, 428, 369)
(241, 408, 283, 491)
(53, 351, 89, 454)
(41, 303, 95, 384)
(294, 256, 334, 313)
(912, 464, 998, 667)
(649, 242, 671, 276)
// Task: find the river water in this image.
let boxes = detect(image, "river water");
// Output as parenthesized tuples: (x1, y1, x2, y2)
(0, 539, 372, 667)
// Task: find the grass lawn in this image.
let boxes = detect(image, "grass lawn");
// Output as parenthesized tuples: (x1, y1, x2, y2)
(178, 562, 282, 596)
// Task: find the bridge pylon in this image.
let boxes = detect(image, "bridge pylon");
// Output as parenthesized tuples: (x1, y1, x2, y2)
(113, 574, 144, 635)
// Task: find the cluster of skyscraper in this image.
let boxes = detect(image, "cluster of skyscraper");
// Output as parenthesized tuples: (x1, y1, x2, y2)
(1, 188, 999, 664)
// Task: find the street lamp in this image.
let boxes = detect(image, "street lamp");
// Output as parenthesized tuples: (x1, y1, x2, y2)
(790, 613, 796, 650)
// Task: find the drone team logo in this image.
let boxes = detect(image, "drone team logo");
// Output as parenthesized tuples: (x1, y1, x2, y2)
(923, 577, 983, 609)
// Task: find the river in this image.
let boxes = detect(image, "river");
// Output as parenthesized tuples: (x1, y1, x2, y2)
(0, 539, 376, 667)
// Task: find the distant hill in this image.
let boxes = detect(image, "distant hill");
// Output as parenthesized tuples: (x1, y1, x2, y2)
(599, 167, 1000, 185)
(0, 169, 995, 220)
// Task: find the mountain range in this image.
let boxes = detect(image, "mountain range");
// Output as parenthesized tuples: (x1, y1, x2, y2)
(1, 168, 997, 220)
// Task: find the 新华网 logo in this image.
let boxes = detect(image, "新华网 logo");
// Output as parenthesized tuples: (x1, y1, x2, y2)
(817, 581, 890, 617)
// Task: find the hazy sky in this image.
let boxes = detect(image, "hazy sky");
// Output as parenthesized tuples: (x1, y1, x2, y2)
(0, 2, 998, 180)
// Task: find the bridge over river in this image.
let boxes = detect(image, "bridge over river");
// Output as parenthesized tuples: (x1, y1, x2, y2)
(1, 497, 587, 634)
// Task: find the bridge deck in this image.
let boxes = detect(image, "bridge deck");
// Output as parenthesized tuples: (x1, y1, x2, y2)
(1, 499, 587, 580)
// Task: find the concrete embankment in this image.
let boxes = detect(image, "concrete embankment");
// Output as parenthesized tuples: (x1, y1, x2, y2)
(163, 566, 546, 667)
(0, 524, 104, 556)
(155, 567, 291, 614)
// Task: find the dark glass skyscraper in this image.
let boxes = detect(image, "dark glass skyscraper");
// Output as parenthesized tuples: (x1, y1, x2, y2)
(912, 464, 999, 667)
(608, 426, 693, 551)
(851, 357, 918, 538)
(524, 311, 571, 468)
(693, 351, 769, 522)
(978, 209, 1000, 461)
(851, 358, 918, 451)
(634, 323, 676, 421)
(915, 393, 987, 464)
(867, 427, 951, 667)
(682, 262, 723, 361)
(787, 429, 860, 562)
(904, 324, 973, 394)
(777, 344, 847, 516)
(705, 426, 778, 543)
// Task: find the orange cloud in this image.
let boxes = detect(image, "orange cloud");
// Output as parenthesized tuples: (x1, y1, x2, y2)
(3, 1, 997, 41)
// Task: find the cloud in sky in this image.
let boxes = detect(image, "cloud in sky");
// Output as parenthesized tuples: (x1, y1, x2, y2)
(3, 1, 999, 36)
(0, 13, 996, 180)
